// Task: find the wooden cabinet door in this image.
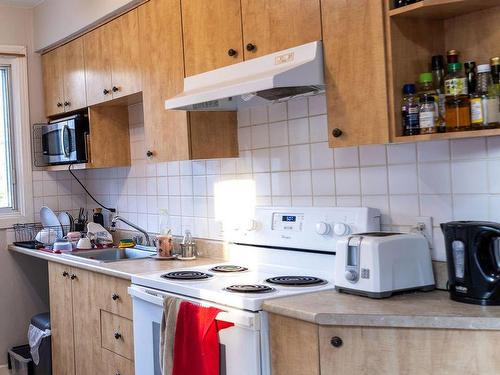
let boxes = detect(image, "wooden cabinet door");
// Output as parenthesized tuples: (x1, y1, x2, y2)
(70, 268, 103, 375)
(138, 0, 191, 161)
(321, 0, 389, 148)
(42, 48, 64, 117)
(61, 38, 87, 112)
(48, 262, 75, 375)
(108, 9, 142, 98)
(241, 0, 322, 59)
(181, 0, 244, 76)
(83, 25, 113, 106)
(319, 325, 500, 374)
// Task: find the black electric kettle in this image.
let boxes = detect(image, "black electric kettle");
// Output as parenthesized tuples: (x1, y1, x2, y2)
(441, 221, 500, 305)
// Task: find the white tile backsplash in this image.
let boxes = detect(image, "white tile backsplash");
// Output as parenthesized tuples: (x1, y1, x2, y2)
(35, 94, 500, 262)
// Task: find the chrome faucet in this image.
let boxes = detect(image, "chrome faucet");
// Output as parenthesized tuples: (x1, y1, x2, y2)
(110, 215, 151, 246)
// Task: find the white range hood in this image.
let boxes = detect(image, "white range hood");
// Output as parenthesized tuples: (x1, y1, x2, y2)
(165, 41, 325, 111)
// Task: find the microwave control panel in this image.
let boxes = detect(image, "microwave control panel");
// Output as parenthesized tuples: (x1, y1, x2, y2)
(272, 213, 305, 232)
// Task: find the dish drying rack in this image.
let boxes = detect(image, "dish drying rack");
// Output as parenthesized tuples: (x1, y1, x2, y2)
(12, 223, 71, 249)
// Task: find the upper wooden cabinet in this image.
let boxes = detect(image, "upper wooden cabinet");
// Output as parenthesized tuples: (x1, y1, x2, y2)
(240, 0, 322, 60)
(42, 38, 86, 117)
(322, 0, 390, 148)
(139, 0, 238, 162)
(181, 0, 244, 77)
(83, 9, 141, 106)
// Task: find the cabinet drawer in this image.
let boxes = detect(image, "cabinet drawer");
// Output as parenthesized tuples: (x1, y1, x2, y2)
(101, 348, 134, 375)
(101, 311, 134, 360)
(97, 273, 132, 319)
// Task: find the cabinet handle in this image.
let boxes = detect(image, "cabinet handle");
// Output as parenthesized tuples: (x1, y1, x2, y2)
(63, 101, 71, 107)
(62, 271, 69, 278)
(115, 373, 121, 375)
(112, 293, 120, 301)
(70, 274, 77, 280)
(56, 102, 63, 108)
(114, 332, 122, 340)
(146, 150, 154, 158)
(227, 48, 238, 57)
(332, 128, 343, 138)
(330, 336, 343, 348)
(103, 88, 110, 95)
(112, 86, 119, 93)
(246, 43, 256, 52)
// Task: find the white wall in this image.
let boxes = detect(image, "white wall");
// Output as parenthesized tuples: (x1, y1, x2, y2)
(0, 4, 48, 365)
(33, 0, 142, 51)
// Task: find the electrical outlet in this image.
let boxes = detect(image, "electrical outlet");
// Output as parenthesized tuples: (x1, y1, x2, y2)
(415, 216, 433, 248)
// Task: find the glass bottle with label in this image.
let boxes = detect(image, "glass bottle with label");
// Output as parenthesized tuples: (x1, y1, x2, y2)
(419, 94, 438, 134)
(432, 55, 446, 132)
(471, 64, 499, 128)
(464, 61, 477, 96)
(445, 63, 471, 131)
(401, 84, 419, 136)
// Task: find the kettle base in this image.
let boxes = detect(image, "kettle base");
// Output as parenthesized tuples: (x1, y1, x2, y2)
(450, 294, 500, 306)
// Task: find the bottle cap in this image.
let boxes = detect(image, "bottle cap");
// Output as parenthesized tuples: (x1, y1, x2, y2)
(447, 49, 459, 57)
(491, 57, 500, 66)
(477, 64, 491, 73)
(447, 50, 460, 64)
(403, 84, 416, 94)
(94, 207, 102, 213)
(419, 72, 433, 83)
(431, 55, 444, 70)
(447, 62, 462, 72)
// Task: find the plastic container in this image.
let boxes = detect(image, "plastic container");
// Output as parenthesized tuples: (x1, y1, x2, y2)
(8, 345, 33, 375)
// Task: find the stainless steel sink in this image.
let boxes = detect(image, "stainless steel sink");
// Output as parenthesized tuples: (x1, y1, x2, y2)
(65, 246, 155, 263)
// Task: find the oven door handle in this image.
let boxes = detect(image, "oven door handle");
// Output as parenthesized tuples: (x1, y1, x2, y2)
(62, 125, 71, 157)
(128, 286, 254, 328)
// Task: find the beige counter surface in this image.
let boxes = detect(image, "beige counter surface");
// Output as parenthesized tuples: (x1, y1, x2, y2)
(9, 245, 222, 280)
(262, 290, 500, 330)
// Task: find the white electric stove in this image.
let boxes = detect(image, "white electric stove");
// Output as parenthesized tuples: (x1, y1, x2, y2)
(129, 207, 380, 375)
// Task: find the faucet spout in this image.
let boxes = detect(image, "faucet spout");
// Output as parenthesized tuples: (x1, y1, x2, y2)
(111, 215, 151, 246)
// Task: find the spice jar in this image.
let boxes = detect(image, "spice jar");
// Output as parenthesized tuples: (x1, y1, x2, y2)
(419, 94, 438, 134)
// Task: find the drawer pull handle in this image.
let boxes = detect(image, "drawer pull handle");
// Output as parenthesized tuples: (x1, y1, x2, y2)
(332, 128, 343, 138)
(64, 101, 71, 107)
(112, 293, 120, 301)
(62, 271, 69, 278)
(112, 86, 119, 93)
(70, 274, 77, 280)
(330, 336, 343, 348)
(114, 332, 122, 340)
(227, 48, 237, 57)
(56, 102, 63, 108)
(115, 373, 121, 375)
(246, 43, 256, 52)
(103, 88, 110, 95)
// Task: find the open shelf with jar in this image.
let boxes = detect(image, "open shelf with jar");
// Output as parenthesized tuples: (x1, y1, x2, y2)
(385, 0, 500, 143)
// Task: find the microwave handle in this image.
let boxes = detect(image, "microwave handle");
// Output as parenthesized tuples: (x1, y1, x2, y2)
(62, 125, 70, 157)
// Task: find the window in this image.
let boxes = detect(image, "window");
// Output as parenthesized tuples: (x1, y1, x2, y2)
(0, 64, 16, 211)
(0, 47, 33, 228)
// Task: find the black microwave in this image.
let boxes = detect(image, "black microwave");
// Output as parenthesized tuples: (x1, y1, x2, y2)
(41, 114, 89, 165)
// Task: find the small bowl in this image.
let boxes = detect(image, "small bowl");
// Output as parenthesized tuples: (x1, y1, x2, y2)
(53, 239, 73, 253)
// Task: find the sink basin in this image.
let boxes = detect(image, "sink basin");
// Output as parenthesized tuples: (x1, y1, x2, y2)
(66, 247, 155, 263)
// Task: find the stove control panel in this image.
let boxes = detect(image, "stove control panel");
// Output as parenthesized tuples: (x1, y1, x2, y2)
(272, 213, 304, 232)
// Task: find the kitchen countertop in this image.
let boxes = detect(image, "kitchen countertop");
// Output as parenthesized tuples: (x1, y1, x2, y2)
(262, 290, 500, 330)
(8, 245, 222, 280)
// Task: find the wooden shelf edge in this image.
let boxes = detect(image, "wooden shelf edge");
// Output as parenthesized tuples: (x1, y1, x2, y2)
(44, 163, 91, 171)
(393, 128, 500, 143)
(388, 0, 500, 19)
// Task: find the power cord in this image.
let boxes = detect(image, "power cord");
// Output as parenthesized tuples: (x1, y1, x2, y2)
(68, 164, 116, 213)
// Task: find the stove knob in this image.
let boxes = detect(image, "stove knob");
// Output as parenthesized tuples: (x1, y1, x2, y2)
(333, 223, 350, 236)
(345, 269, 358, 282)
(315, 222, 331, 235)
(245, 219, 257, 231)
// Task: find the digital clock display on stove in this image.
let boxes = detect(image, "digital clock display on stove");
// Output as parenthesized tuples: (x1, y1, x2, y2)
(282, 215, 296, 222)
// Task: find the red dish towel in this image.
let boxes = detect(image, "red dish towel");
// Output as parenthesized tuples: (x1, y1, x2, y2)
(172, 301, 234, 375)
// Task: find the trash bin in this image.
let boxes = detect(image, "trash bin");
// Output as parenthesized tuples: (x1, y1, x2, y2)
(7, 345, 33, 375)
(29, 313, 52, 375)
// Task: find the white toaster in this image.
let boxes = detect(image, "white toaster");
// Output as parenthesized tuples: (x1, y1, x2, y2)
(334, 232, 435, 298)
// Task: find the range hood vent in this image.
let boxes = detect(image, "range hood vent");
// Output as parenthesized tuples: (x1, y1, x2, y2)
(165, 41, 325, 111)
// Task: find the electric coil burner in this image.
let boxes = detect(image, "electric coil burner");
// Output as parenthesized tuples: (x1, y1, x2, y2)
(210, 265, 249, 273)
(266, 276, 327, 286)
(225, 284, 275, 294)
(161, 271, 213, 280)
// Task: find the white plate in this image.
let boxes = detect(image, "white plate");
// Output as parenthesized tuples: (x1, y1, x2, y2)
(40, 206, 63, 239)
(57, 212, 71, 236)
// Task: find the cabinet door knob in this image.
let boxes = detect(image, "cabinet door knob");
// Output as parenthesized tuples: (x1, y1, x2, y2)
(227, 48, 237, 57)
(112, 86, 119, 93)
(114, 332, 122, 340)
(332, 128, 343, 138)
(330, 336, 343, 348)
(115, 373, 121, 375)
(70, 274, 77, 280)
(64, 101, 71, 107)
(146, 150, 154, 158)
(57, 102, 63, 108)
(103, 88, 110, 95)
(246, 43, 256, 52)
(62, 271, 69, 277)
(112, 293, 120, 301)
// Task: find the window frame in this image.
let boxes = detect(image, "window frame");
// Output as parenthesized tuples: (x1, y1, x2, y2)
(0, 46, 33, 228)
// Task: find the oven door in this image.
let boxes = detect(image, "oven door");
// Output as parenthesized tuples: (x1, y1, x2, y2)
(41, 121, 77, 164)
(128, 285, 263, 375)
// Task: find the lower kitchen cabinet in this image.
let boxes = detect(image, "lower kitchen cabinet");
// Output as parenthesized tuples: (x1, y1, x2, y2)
(269, 313, 500, 375)
(48, 262, 133, 375)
